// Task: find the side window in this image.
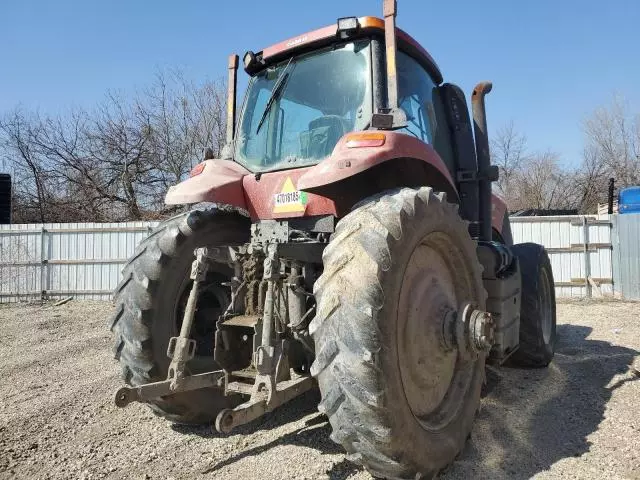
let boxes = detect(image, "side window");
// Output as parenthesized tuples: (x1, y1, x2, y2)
(397, 51, 454, 171)
(240, 86, 270, 159)
(397, 51, 436, 143)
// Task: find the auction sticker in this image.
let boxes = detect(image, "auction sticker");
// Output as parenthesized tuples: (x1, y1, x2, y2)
(273, 177, 308, 214)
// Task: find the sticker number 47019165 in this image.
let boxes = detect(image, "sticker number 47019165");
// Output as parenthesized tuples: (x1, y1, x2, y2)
(273, 178, 308, 214)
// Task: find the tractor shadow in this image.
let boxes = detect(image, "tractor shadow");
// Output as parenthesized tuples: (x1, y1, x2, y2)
(170, 390, 324, 439)
(172, 390, 364, 479)
(441, 324, 639, 479)
(172, 325, 638, 480)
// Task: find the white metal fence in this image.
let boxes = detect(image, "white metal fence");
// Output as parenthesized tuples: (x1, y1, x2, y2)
(0, 222, 158, 302)
(510, 216, 613, 298)
(0, 216, 619, 302)
(612, 213, 640, 300)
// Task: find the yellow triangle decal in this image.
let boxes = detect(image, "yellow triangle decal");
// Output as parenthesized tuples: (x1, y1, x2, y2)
(273, 177, 307, 214)
(281, 177, 296, 194)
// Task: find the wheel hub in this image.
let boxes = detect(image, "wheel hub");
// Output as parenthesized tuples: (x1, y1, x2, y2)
(441, 303, 495, 360)
(397, 235, 492, 431)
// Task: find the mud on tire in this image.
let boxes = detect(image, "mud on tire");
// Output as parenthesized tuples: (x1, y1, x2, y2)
(310, 187, 487, 479)
(110, 206, 249, 424)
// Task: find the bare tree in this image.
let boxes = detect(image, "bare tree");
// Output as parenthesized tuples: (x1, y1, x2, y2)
(142, 71, 227, 208)
(513, 151, 575, 211)
(490, 120, 611, 213)
(583, 95, 640, 185)
(572, 144, 610, 213)
(491, 120, 529, 203)
(489, 123, 571, 211)
(0, 109, 49, 222)
(580, 94, 640, 211)
(0, 70, 228, 222)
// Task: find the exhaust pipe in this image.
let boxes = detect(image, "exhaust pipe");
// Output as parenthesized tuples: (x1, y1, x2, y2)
(372, 0, 407, 129)
(226, 54, 239, 145)
(471, 82, 497, 242)
(382, 0, 402, 118)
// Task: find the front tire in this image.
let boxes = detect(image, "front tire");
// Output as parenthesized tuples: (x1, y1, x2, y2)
(310, 188, 486, 479)
(110, 206, 250, 424)
(510, 243, 556, 367)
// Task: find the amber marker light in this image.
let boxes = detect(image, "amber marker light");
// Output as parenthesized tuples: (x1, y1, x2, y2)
(345, 132, 386, 148)
(190, 162, 206, 177)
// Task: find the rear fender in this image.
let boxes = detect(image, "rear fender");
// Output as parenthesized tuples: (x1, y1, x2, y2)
(164, 160, 249, 210)
(491, 194, 511, 244)
(298, 132, 458, 215)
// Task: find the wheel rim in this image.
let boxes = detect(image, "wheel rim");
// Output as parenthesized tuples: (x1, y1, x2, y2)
(540, 267, 553, 344)
(397, 232, 479, 431)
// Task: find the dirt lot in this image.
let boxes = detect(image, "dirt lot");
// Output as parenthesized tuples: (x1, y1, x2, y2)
(0, 300, 639, 480)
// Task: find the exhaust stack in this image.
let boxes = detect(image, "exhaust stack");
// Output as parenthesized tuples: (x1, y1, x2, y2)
(372, 0, 407, 129)
(226, 54, 239, 145)
(471, 82, 498, 242)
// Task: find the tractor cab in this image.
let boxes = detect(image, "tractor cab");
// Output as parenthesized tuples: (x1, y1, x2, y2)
(233, 17, 456, 174)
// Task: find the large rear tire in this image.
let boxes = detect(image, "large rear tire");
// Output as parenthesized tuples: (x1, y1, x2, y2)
(110, 206, 250, 424)
(510, 243, 556, 367)
(310, 188, 486, 479)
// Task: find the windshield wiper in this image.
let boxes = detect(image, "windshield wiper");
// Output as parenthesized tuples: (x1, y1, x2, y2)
(256, 59, 294, 134)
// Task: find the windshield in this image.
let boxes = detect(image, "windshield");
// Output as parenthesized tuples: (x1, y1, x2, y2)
(234, 40, 372, 172)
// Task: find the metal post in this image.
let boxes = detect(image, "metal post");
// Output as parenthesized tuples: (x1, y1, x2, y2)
(226, 54, 239, 145)
(261, 244, 279, 350)
(471, 82, 494, 242)
(39, 227, 47, 300)
(261, 281, 275, 346)
(287, 265, 305, 329)
(608, 178, 615, 215)
(166, 249, 208, 389)
(179, 278, 201, 339)
(377, 0, 407, 129)
(383, 0, 400, 112)
(582, 216, 591, 298)
(611, 215, 620, 298)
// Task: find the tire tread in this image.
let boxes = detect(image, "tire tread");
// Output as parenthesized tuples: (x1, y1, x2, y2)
(110, 206, 248, 423)
(311, 187, 474, 479)
(510, 243, 556, 368)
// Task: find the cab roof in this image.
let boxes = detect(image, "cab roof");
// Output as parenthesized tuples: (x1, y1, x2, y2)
(253, 16, 443, 85)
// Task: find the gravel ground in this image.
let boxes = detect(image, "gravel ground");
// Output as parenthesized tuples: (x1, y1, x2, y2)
(0, 300, 639, 480)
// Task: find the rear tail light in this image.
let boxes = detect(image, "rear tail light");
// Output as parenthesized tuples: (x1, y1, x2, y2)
(345, 132, 386, 148)
(190, 162, 206, 177)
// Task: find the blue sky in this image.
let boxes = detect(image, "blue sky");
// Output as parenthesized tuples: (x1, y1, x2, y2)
(1, 0, 638, 166)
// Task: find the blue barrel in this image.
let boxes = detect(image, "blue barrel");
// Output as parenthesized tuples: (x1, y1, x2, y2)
(619, 186, 640, 214)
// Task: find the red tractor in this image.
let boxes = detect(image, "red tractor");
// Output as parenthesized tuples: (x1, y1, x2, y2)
(112, 2, 556, 477)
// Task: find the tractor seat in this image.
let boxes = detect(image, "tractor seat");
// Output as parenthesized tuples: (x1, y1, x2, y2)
(305, 115, 348, 158)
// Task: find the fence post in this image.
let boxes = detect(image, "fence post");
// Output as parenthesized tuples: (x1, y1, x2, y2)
(39, 226, 48, 300)
(610, 215, 618, 298)
(582, 216, 591, 298)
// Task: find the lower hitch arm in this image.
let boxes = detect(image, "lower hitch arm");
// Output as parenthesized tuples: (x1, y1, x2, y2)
(114, 248, 224, 408)
(114, 371, 225, 408)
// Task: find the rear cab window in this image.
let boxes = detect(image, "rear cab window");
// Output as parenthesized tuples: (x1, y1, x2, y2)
(397, 51, 454, 172)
